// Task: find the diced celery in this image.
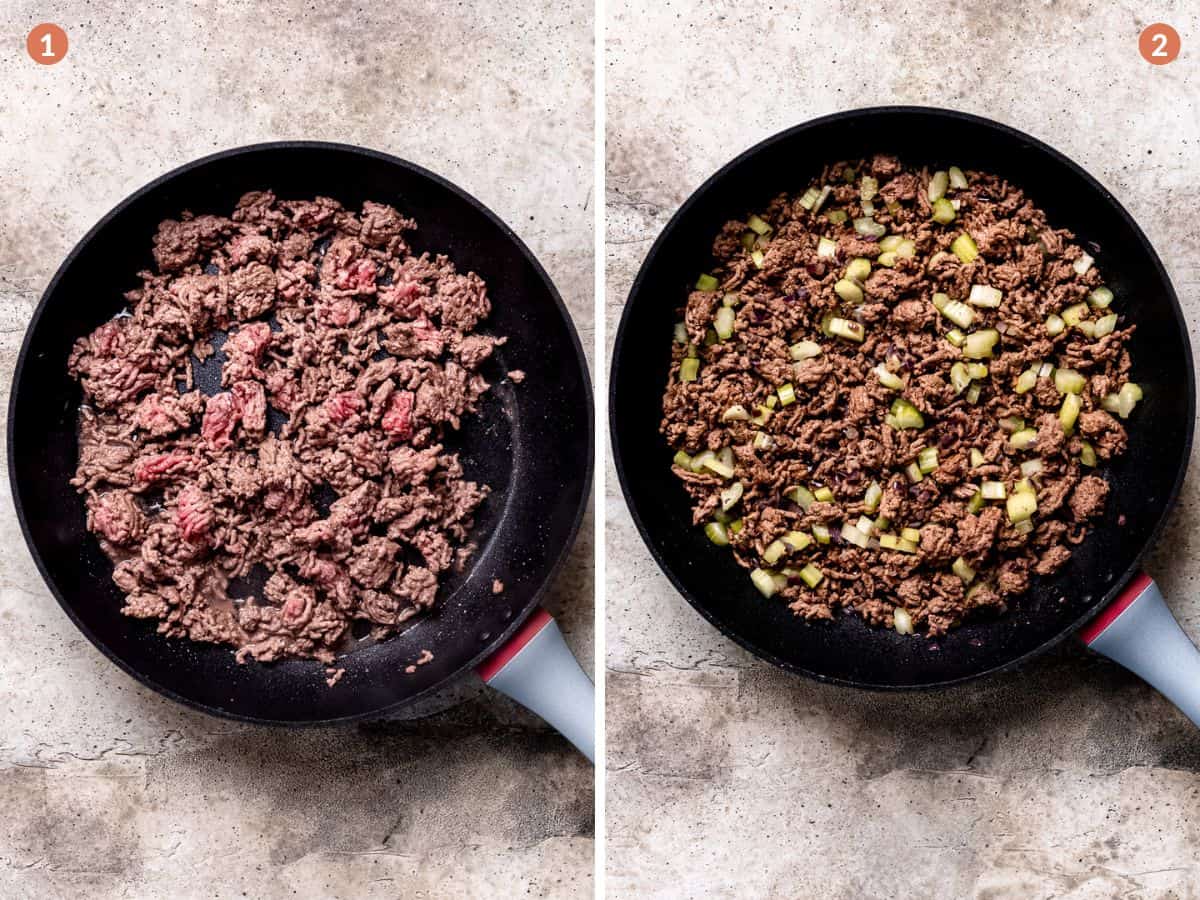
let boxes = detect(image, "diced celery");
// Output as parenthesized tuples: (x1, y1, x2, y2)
(934, 294, 975, 328)
(722, 404, 750, 422)
(829, 317, 865, 342)
(879, 534, 900, 551)
(1045, 314, 1066, 336)
(952, 557, 976, 584)
(814, 486, 835, 503)
(714, 305, 736, 340)
(874, 364, 905, 391)
(826, 210, 848, 225)
(799, 564, 824, 588)
(750, 568, 779, 598)
(864, 481, 883, 513)
(966, 363, 989, 380)
(834, 279, 864, 305)
(1015, 366, 1038, 394)
(787, 485, 816, 509)
(885, 397, 925, 430)
(689, 450, 714, 473)
(1072, 252, 1094, 275)
(905, 462, 923, 483)
(1061, 303, 1088, 327)
(696, 274, 719, 292)
(782, 530, 812, 551)
(965, 383, 982, 404)
(917, 447, 939, 473)
(928, 170, 949, 202)
(798, 187, 821, 210)
(879, 235, 904, 253)
(1038, 361, 1054, 377)
(752, 432, 774, 451)
(967, 489, 985, 513)
(722, 292, 740, 307)
(963, 329, 999, 359)
(729, 519, 744, 535)
(777, 383, 797, 407)
(1009, 429, 1038, 450)
(948, 166, 968, 190)
(856, 516, 875, 535)
(740, 231, 757, 251)
(1080, 441, 1097, 467)
(672, 450, 692, 468)
(946, 328, 966, 347)
(812, 186, 832, 214)
(931, 198, 956, 224)
(763, 539, 788, 565)
(751, 249, 765, 268)
(853, 217, 886, 238)
(1059, 392, 1082, 433)
(897, 239, 916, 258)
(846, 257, 872, 284)
(1006, 490, 1037, 524)
(790, 340, 822, 360)
(705, 522, 730, 546)
(703, 328, 719, 346)
(999, 415, 1025, 432)
(747, 214, 772, 236)
(749, 404, 773, 426)
(900, 527, 922, 544)
(860, 175, 878, 202)
(951, 232, 979, 263)
(981, 481, 1007, 500)
(1020, 458, 1044, 479)
(1094, 313, 1118, 337)
(673, 322, 688, 343)
(897, 538, 919, 554)
(968, 284, 1003, 308)
(1117, 382, 1142, 418)
(720, 481, 744, 511)
(811, 523, 831, 545)
(680, 358, 700, 382)
(893, 608, 914, 634)
(970, 449, 985, 468)
(1054, 368, 1085, 394)
(841, 522, 871, 548)
(1101, 393, 1121, 414)
(700, 452, 734, 479)
(817, 236, 838, 260)
(874, 515, 891, 532)
(1088, 286, 1113, 309)
(1077, 321, 1098, 339)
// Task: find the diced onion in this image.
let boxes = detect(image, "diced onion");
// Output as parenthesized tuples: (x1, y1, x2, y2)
(705, 522, 730, 546)
(856, 515, 875, 535)
(750, 568, 779, 597)
(968, 284, 1003, 308)
(790, 340, 823, 360)
(817, 237, 838, 260)
(1072, 252, 1094, 275)
(841, 522, 871, 548)
(893, 608, 914, 635)
(680, 358, 700, 382)
(722, 404, 750, 422)
(853, 217, 886, 238)
(951, 232, 979, 263)
(928, 170, 949, 202)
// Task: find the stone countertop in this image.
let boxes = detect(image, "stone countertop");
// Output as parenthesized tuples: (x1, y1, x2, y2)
(606, 2, 1200, 897)
(0, 2, 593, 897)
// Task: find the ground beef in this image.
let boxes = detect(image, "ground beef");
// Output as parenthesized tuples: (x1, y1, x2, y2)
(661, 156, 1138, 637)
(69, 192, 512, 665)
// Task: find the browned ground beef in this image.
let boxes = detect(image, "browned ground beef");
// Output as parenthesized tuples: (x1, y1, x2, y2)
(661, 155, 1140, 637)
(70, 191, 511, 664)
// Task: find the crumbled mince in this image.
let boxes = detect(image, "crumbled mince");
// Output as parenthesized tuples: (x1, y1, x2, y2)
(492, 578, 505, 594)
(70, 191, 516, 665)
(404, 648, 435, 674)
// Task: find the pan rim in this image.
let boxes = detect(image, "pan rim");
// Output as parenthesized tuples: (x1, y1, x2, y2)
(609, 105, 1195, 691)
(8, 140, 594, 725)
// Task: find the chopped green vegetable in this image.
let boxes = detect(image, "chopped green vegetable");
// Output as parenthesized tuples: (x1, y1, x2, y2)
(874, 364, 905, 391)
(696, 274, 719, 292)
(740, 231, 756, 251)
(1045, 314, 1066, 336)
(966, 363, 989, 380)
(1061, 303, 1088, 327)
(790, 340, 822, 361)
(777, 383, 796, 406)
(813, 486, 835, 503)
(968, 284, 1003, 308)
(812, 185, 832, 214)
(1072, 252, 1094, 275)
(853, 217, 886, 238)
(672, 450, 692, 468)
(787, 485, 816, 509)
(799, 564, 824, 588)
(933, 292, 975, 328)
(999, 415, 1025, 432)
(963, 329, 1000, 359)
(928, 170, 949, 202)
(856, 515, 875, 535)
(1015, 366, 1038, 394)
(1006, 490, 1037, 524)
(970, 449, 986, 467)
(1059, 392, 1082, 433)
(864, 481, 883, 513)
(673, 322, 688, 343)
(1117, 382, 1142, 418)
(720, 481, 744, 511)
(918, 447, 939, 473)
(1009, 429, 1038, 450)
(828, 317, 865, 342)
(703, 328, 718, 347)
(817, 236, 838, 260)
(714, 305, 736, 340)
(782, 530, 812, 551)
(874, 515, 891, 532)
(860, 175, 878, 202)
(900, 526, 922, 543)
(729, 518, 744, 534)
(680, 358, 700, 382)
(747, 214, 772, 236)
(834, 278, 864, 305)
(967, 489, 985, 514)
(705, 522, 730, 546)
(952, 557, 976, 584)
(750, 249, 765, 268)
(1054, 368, 1085, 395)
(1080, 441, 1097, 467)
(841, 522, 871, 548)
(905, 462, 923, 483)
(1020, 458, 1044, 478)
(946, 328, 966, 347)
(846, 257, 871, 284)
(752, 431, 773, 451)
(965, 383, 982, 404)
(722, 292, 740, 307)
(948, 166, 969, 190)
(826, 209, 849, 225)
(700, 452, 734, 479)
(750, 404, 772, 426)
(879, 533, 900, 551)
(763, 539, 788, 565)
(798, 187, 821, 210)
(750, 568, 779, 598)
(931, 198, 956, 224)
(885, 397, 926, 430)
(897, 537, 919, 554)
(722, 404, 750, 422)
(1088, 286, 1113, 309)
(951, 232, 978, 263)
(981, 481, 1007, 500)
(1094, 313, 1118, 337)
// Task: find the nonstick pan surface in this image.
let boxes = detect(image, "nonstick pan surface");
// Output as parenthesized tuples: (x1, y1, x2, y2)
(610, 107, 1193, 689)
(9, 142, 592, 723)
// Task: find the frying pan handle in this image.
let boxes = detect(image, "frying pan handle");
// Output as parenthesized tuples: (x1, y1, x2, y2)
(476, 608, 594, 762)
(1081, 572, 1200, 727)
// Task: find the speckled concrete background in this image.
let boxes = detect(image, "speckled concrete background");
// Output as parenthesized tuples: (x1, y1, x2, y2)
(607, 2, 1200, 898)
(0, 2, 593, 897)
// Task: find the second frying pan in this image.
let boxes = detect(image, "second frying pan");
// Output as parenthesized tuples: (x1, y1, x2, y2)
(10, 142, 593, 740)
(611, 108, 1195, 697)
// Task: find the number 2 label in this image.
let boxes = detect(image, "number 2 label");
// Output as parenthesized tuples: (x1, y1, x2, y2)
(1139, 24, 1180, 65)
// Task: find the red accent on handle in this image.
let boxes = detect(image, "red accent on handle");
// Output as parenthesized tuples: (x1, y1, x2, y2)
(1079, 571, 1154, 645)
(476, 608, 553, 683)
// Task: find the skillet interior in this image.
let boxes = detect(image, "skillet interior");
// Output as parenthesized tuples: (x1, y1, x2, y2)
(610, 108, 1193, 688)
(9, 142, 592, 722)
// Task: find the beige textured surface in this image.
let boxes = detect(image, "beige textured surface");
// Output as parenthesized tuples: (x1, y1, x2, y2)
(0, 2, 593, 897)
(607, 2, 1200, 898)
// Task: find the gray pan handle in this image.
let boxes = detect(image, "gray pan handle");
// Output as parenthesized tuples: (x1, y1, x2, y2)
(1082, 572, 1200, 726)
(476, 608, 595, 762)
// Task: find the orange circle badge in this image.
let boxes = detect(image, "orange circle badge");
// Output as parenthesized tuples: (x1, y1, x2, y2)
(1139, 23, 1180, 65)
(26, 23, 68, 65)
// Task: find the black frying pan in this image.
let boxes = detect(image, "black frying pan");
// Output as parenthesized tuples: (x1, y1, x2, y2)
(611, 107, 1193, 689)
(9, 142, 592, 723)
